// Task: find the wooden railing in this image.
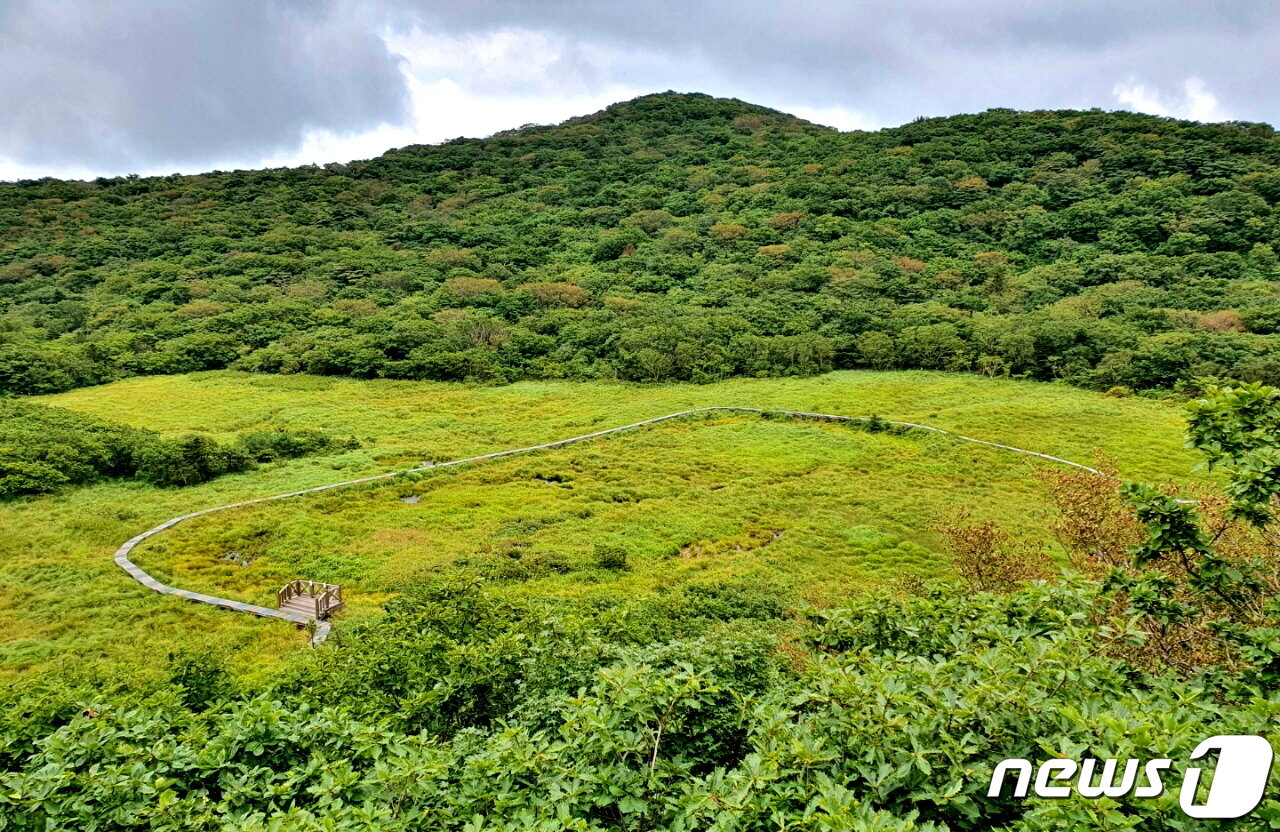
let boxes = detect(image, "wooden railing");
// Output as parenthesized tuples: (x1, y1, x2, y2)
(277, 579, 344, 618)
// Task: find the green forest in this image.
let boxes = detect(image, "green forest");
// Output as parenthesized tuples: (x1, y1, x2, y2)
(2, 92, 1279, 395)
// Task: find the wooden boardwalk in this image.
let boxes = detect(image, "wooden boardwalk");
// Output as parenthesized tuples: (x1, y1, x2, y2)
(112, 406, 1112, 646)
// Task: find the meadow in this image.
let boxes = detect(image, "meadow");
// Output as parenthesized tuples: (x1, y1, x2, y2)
(1, 369, 1206, 682)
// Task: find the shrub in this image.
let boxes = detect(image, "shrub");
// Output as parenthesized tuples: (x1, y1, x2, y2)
(593, 543, 630, 570)
(5, 580, 1270, 831)
(0, 401, 149, 497)
(0, 458, 69, 500)
(135, 434, 252, 487)
(165, 649, 234, 712)
(0, 400, 357, 498)
(935, 513, 1052, 592)
(234, 429, 358, 462)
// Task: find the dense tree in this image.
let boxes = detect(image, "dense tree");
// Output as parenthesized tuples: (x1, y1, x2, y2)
(1, 92, 1279, 394)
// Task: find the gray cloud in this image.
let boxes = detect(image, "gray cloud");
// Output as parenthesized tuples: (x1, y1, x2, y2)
(386, 0, 1280, 124)
(1, 0, 1278, 178)
(0, 0, 409, 173)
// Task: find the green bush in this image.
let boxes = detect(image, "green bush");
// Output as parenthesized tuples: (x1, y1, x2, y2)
(4, 579, 1277, 830)
(0, 400, 148, 497)
(0, 401, 359, 498)
(165, 648, 235, 712)
(234, 429, 358, 462)
(0, 457, 68, 500)
(135, 434, 253, 487)
(593, 543, 630, 570)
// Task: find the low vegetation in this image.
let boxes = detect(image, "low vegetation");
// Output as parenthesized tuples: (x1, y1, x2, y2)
(0, 579, 1213, 831)
(0, 370, 1202, 680)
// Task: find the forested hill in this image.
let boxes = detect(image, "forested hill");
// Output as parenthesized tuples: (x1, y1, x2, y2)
(2, 91, 1280, 395)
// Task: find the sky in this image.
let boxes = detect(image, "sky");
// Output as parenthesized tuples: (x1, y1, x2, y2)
(1, 0, 1277, 181)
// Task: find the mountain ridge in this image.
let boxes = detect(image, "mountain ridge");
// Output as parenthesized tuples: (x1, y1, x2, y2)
(13, 91, 1278, 187)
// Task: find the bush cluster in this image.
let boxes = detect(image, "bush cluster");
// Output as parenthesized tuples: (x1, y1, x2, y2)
(3, 576, 1278, 830)
(0, 400, 358, 498)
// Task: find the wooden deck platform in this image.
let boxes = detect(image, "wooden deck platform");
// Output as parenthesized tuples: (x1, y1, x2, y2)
(276, 580, 343, 621)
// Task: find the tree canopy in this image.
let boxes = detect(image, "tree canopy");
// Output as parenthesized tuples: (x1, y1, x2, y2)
(1, 91, 1279, 394)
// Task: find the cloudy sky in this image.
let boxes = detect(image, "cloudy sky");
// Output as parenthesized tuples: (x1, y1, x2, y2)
(1, 0, 1276, 181)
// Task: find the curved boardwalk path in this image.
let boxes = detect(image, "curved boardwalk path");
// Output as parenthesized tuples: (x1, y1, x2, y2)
(114, 407, 1109, 646)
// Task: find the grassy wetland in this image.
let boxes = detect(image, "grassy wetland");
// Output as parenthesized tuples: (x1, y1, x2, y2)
(1, 368, 1203, 681)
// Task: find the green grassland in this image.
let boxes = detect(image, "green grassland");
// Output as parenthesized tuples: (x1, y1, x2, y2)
(1, 369, 1206, 682)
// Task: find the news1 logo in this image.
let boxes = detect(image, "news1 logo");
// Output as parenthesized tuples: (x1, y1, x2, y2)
(988, 735, 1274, 819)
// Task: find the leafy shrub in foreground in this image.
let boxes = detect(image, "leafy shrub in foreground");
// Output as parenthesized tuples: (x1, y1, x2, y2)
(4, 580, 1277, 830)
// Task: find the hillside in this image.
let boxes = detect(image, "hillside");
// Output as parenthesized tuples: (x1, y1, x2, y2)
(2, 92, 1279, 395)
